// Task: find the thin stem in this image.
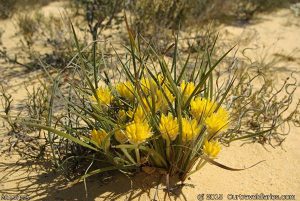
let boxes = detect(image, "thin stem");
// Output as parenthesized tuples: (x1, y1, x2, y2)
(135, 147, 141, 165)
(166, 139, 171, 161)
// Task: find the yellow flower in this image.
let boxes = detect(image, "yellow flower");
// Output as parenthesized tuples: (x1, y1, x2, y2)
(155, 90, 166, 112)
(156, 85, 174, 113)
(190, 97, 217, 120)
(115, 129, 127, 144)
(141, 96, 154, 112)
(118, 110, 127, 122)
(140, 95, 161, 113)
(91, 86, 113, 106)
(130, 96, 162, 122)
(140, 77, 152, 95)
(140, 77, 157, 95)
(157, 74, 165, 85)
(180, 81, 195, 104)
(181, 118, 201, 142)
(205, 107, 229, 136)
(91, 128, 110, 149)
(125, 121, 152, 144)
(128, 105, 147, 122)
(159, 113, 179, 141)
(116, 81, 135, 101)
(203, 140, 221, 158)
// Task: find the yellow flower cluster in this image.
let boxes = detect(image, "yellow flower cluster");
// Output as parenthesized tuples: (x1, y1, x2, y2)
(114, 129, 127, 144)
(133, 105, 147, 121)
(88, 78, 229, 163)
(190, 97, 217, 120)
(140, 77, 153, 95)
(205, 107, 229, 136)
(91, 86, 114, 106)
(125, 121, 152, 144)
(180, 81, 195, 104)
(116, 81, 135, 101)
(181, 118, 201, 142)
(155, 85, 175, 113)
(127, 105, 147, 122)
(203, 140, 221, 158)
(159, 113, 178, 141)
(115, 76, 175, 114)
(189, 97, 229, 136)
(91, 128, 110, 149)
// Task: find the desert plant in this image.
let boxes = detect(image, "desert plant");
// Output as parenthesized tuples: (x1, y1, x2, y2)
(0, 84, 18, 133)
(15, 22, 283, 188)
(71, 0, 123, 39)
(15, 13, 40, 55)
(0, 81, 51, 157)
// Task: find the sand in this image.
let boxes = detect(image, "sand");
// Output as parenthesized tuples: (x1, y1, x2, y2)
(0, 3, 299, 201)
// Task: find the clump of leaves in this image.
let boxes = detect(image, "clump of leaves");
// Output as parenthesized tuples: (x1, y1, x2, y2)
(11, 21, 291, 189)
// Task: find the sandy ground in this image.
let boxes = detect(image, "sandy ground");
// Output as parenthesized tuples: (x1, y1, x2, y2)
(0, 2, 300, 201)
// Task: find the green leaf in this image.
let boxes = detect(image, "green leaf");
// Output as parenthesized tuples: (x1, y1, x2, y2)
(177, 53, 190, 84)
(183, 46, 235, 109)
(201, 155, 265, 171)
(22, 122, 98, 151)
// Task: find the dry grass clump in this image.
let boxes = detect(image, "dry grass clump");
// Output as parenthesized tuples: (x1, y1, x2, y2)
(0, 12, 78, 70)
(223, 64, 299, 146)
(129, 0, 299, 31)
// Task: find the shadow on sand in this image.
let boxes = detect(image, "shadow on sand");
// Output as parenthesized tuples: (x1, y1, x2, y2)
(0, 159, 195, 201)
